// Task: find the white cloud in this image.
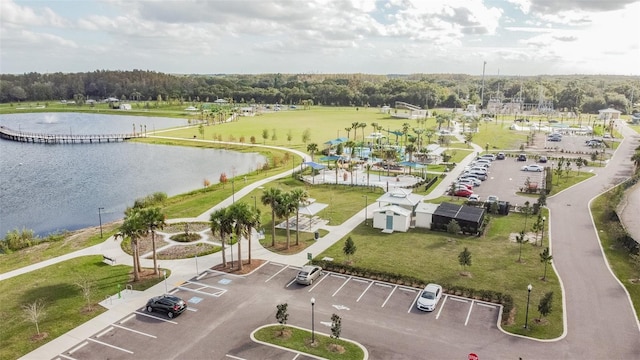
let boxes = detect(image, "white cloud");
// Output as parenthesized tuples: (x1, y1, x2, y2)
(0, 0, 638, 75)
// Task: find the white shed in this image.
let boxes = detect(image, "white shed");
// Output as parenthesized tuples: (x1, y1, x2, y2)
(372, 205, 412, 233)
(598, 108, 621, 120)
(119, 103, 132, 110)
(414, 202, 440, 229)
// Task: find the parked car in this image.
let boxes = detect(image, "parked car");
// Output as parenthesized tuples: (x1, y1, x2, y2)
(496, 152, 506, 160)
(296, 265, 323, 285)
(452, 188, 473, 197)
(455, 182, 473, 190)
(486, 195, 499, 204)
(462, 172, 487, 181)
(538, 156, 548, 163)
(416, 283, 443, 312)
(469, 167, 488, 175)
(479, 154, 496, 161)
(468, 194, 481, 202)
(521, 164, 544, 172)
(469, 161, 490, 169)
(145, 295, 187, 318)
(458, 176, 481, 186)
(475, 159, 492, 166)
(516, 154, 527, 161)
(547, 133, 562, 141)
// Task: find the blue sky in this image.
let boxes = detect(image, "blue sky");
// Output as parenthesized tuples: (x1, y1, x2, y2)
(1, 0, 639, 75)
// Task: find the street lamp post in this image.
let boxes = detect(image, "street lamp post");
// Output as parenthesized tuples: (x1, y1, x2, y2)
(311, 297, 316, 344)
(524, 284, 532, 329)
(251, 195, 257, 210)
(98, 207, 104, 239)
(540, 216, 546, 246)
(232, 179, 235, 203)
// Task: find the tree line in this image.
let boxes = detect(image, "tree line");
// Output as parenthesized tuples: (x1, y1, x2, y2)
(1, 70, 638, 114)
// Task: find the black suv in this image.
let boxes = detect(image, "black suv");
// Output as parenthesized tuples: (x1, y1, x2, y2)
(517, 154, 527, 161)
(146, 295, 187, 318)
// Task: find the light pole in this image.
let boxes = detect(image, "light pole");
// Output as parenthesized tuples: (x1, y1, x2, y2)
(98, 207, 104, 239)
(481, 61, 487, 110)
(311, 297, 316, 344)
(540, 216, 546, 246)
(251, 195, 257, 210)
(363, 195, 368, 226)
(232, 178, 235, 203)
(524, 284, 532, 329)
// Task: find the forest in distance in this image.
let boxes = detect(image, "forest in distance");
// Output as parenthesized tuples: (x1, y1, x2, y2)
(1, 70, 639, 115)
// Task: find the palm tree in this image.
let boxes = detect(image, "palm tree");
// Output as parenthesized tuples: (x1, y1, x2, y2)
(290, 188, 309, 246)
(210, 207, 233, 268)
(350, 122, 359, 141)
(139, 207, 166, 275)
(118, 209, 146, 281)
(401, 122, 410, 146)
(344, 140, 356, 160)
(306, 143, 318, 161)
(359, 122, 367, 144)
(228, 201, 260, 270)
(344, 127, 352, 140)
(275, 192, 297, 249)
(261, 187, 283, 247)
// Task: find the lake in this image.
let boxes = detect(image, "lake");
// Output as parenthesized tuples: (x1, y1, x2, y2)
(0, 113, 266, 237)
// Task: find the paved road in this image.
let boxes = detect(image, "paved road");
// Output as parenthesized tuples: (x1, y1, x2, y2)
(13, 123, 640, 359)
(545, 121, 640, 358)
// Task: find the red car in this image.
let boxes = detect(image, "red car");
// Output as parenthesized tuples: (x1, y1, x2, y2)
(453, 188, 473, 197)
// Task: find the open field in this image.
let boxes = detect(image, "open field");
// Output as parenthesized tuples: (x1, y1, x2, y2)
(1, 105, 639, 358)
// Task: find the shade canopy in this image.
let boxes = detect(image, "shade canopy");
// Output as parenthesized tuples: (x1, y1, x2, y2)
(303, 161, 326, 170)
(319, 155, 342, 162)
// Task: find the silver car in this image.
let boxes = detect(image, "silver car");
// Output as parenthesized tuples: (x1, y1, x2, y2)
(296, 265, 323, 285)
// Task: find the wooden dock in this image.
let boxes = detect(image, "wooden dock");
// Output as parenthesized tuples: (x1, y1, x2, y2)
(0, 126, 144, 144)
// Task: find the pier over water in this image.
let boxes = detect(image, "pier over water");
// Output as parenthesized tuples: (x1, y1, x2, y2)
(0, 126, 144, 144)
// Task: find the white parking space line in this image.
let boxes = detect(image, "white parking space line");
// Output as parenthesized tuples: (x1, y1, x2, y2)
(332, 277, 351, 297)
(119, 313, 136, 324)
(87, 338, 133, 354)
(187, 307, 198, 312)
(408, 291, 422, 313)
(351, 278, 368, 284)
(95, 326, 114, 338)
(476, 302, 498, 309)
(375, 282, 392, 288)
(68, 341, 89, 354)
(292, 354, 300, 359)
(356, 282, 374, 302)
(399, 286, 417, 293)
(225, 354, 247, 359)
(112, 324, 157, 338)
(330, 274, 347, 279)
(308, 273, 329, 292)
(286, 278, 297, 287)
(133, 311, 178, 324)
(381, 285, 397, 308)
(204, 268, 245, 278)
(464, 300, 475, 326)
(449, 297, 469, 303)
(57, 354, 76, 360)
(435, 296, 447, 319)
(179, 281, 227, 297)
(265, 264, 290, 283)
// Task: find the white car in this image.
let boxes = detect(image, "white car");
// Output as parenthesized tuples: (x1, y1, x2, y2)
(486, 195, 499, 204)
(458, 176, 481, 186)
(468, 194, 480, 202)
(521, 164, 544, 172)
(296, 265, 322, 285)
(416, 283, 443, 312)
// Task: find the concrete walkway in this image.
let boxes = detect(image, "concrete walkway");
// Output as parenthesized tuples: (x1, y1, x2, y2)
(13, 125, 640, 359)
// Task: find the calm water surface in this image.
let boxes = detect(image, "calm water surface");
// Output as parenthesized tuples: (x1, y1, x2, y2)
(0, 113, 265, 236)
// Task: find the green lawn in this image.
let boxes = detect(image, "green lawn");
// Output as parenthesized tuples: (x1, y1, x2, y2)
(0, 256, 164, 360)
(315, 209, 563, 339)
(254, 325, 364, 360)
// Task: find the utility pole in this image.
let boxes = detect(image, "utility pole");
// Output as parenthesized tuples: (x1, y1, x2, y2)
(480, 61, 487, 111)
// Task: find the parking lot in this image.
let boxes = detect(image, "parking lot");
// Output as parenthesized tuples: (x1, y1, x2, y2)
(57, 262, 504, 359)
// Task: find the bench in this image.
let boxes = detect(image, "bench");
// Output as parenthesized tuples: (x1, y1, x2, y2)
(103, 255, 116, 265)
